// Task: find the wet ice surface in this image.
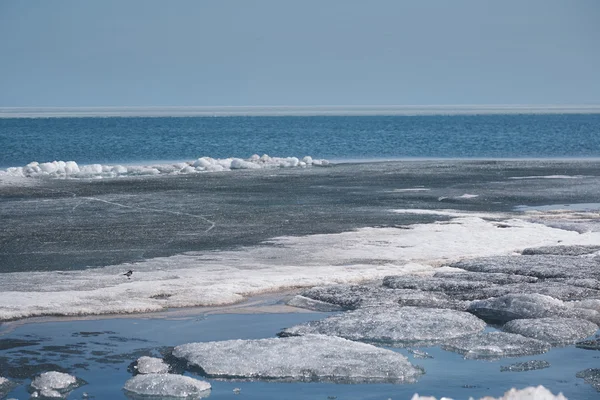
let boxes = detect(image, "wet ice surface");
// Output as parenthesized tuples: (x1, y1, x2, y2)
(502, 318, 598, 345)
(173, 334, 424, 383)
(441, 332, 551, 360)
(123, 374, 211, 399)
(280, 306, 486, 346)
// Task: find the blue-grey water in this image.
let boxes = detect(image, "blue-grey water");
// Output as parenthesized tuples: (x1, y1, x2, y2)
(1, 114, 600, 168)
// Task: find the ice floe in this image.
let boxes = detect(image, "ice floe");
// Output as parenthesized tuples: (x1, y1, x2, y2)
(450, 254, 600, 280)
(133, 356, 170, 374)
(576, 368, 600, 391)
(280, 306, 486, 346)
(502, 318, 598, 345)
(123, 374, 211, 398)
(468, 293, 600, 325)
(468, 294, 570, 324)
(0, 377, 14, 398)
(0, 154, 329, 180)
(173, 334, 423, 383)
(500, 360, 551, 372)
(296, 284, 470, 311)
(30, 371, 83, 398)
(441, 332, 550, 360)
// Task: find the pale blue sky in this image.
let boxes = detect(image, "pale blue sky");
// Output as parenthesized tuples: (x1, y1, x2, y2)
(0, 0, 598, 107)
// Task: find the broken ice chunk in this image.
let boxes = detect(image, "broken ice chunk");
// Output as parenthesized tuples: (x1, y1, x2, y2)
(280, 306, 486, 346)
(442, 332, 550, 360)
(451, 255, 600, 280)
(30, 371, 83, 398)
(173, 334, 423, 383)
(286, 295, 345, 312)
(502, 317, 598, 345)
(0, 377, 15, 398)
(576, 368, 600, 391)
(433, 271, 538, 285)
(500, 360, 551, 372)
(522, 245, 600, 256)
(133, 356, 170, 374)
(123, 374, 211, 398)
(383, 275, 492, 293)
(467, 293, 567, 324)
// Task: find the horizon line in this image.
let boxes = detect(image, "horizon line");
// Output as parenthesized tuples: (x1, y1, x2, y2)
(1, 104, 600, 118)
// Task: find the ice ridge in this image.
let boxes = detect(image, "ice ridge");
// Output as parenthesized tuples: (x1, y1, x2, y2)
(0, 154, 329, 180)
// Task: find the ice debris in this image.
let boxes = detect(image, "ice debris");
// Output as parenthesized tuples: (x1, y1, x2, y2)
(280, 306, 486, 346)
(500, 360, 551, 372)
(383, 275, 493, 292)
(123, 374, 211, 398)
(30, 371, 83, 398)
(502, 317, 598, 345)
(441, 332, 550, 360)
(0, 155, 329, 179)
(173, 334, 423, 383)
(133, 356, 170, 374)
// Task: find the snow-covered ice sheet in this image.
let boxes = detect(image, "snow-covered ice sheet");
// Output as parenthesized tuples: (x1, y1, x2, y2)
(123, 374, 211, 398)
(173, 334, 423, 383)
(280, 306, 486, 346)
(1, 213, 599, 320)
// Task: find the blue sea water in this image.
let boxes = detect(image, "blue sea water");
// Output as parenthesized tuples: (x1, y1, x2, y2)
(1, 114, 600, 167)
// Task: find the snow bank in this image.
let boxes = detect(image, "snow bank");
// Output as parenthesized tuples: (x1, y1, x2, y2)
(0, 154, 329, 180)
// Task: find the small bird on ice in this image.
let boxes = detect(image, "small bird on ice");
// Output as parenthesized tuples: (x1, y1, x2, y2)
(123, 270, 133, 279)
